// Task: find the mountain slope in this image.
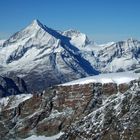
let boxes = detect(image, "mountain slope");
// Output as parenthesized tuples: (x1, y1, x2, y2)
(0, 20, 140, 91)
(95, 38, 140, 72)
(0, 73, 139, 140)
(61, 72, 140, 86)
(78, 38, 140, 72)
(0, 76, 28, 97)
(60, 80, 140, 140)
(0, 40, 5, 46)
(0, 20, 99, 91)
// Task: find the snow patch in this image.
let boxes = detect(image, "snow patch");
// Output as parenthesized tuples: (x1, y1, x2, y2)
(23, 132, 64, 140)
(98, 42, 115, 47)
(9, 94, 33, 109)
(0, 39, 6, 46)
(0, 97, 9, 111)
(61, 72, 140, 86)
(0, 94, 33, 111)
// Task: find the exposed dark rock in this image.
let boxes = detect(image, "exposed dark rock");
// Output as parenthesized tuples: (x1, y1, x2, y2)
(0, 80, 139, 140)
(0, 76, 28, 97)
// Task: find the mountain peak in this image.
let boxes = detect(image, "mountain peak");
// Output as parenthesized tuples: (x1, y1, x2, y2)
(30, 19, 44, 28)
(32, 19, 41, 24)
(126, 38, 138, 42)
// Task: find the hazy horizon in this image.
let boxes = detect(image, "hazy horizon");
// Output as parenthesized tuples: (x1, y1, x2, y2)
(0, 0, 140, 43)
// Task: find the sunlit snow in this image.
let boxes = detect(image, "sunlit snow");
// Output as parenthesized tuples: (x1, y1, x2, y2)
(61, 72, 140, 86)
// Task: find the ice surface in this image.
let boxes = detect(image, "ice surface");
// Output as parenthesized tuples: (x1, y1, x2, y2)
(23, 132, 64, 140)
(61, 72, 140, 86)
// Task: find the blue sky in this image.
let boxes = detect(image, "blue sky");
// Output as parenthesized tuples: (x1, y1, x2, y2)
(0, 0, 140, 43)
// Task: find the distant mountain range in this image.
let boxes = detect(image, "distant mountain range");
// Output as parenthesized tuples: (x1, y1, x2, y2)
(0, 19, 140, 91)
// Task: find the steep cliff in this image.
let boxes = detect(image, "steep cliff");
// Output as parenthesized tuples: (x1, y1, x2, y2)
(0, 76, 139, 140)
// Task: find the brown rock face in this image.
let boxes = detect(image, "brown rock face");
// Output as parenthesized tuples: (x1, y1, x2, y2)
(53, 84, 94, 115)
(119, 83, 130, 93)
(58, 81, 140, 140)
(0, 80, 136, 140)
(102, 83, 118, 95)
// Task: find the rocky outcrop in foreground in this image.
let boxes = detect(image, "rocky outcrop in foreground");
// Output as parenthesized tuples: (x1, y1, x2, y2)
(0, 80, 140, 140)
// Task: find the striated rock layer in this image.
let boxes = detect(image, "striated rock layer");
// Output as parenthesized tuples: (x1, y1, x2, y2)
(0, 79, 140, 140)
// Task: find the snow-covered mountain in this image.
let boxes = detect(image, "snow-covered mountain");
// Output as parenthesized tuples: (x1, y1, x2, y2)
(0, 40, 5, 46)
(79, 38, 140, 73)
(94, 38, 140, 72)
(0, 19, 140, 91)
(0, 19, 99, 91)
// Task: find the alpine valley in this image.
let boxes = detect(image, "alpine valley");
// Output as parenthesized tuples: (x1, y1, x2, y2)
(0, 20, 140, 140)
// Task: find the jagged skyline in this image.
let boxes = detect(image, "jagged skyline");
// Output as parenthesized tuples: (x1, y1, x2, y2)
(0, 0, 140, 43)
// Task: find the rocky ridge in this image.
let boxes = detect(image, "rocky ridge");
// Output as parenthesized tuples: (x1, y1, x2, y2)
(0, 77, 139, 140)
